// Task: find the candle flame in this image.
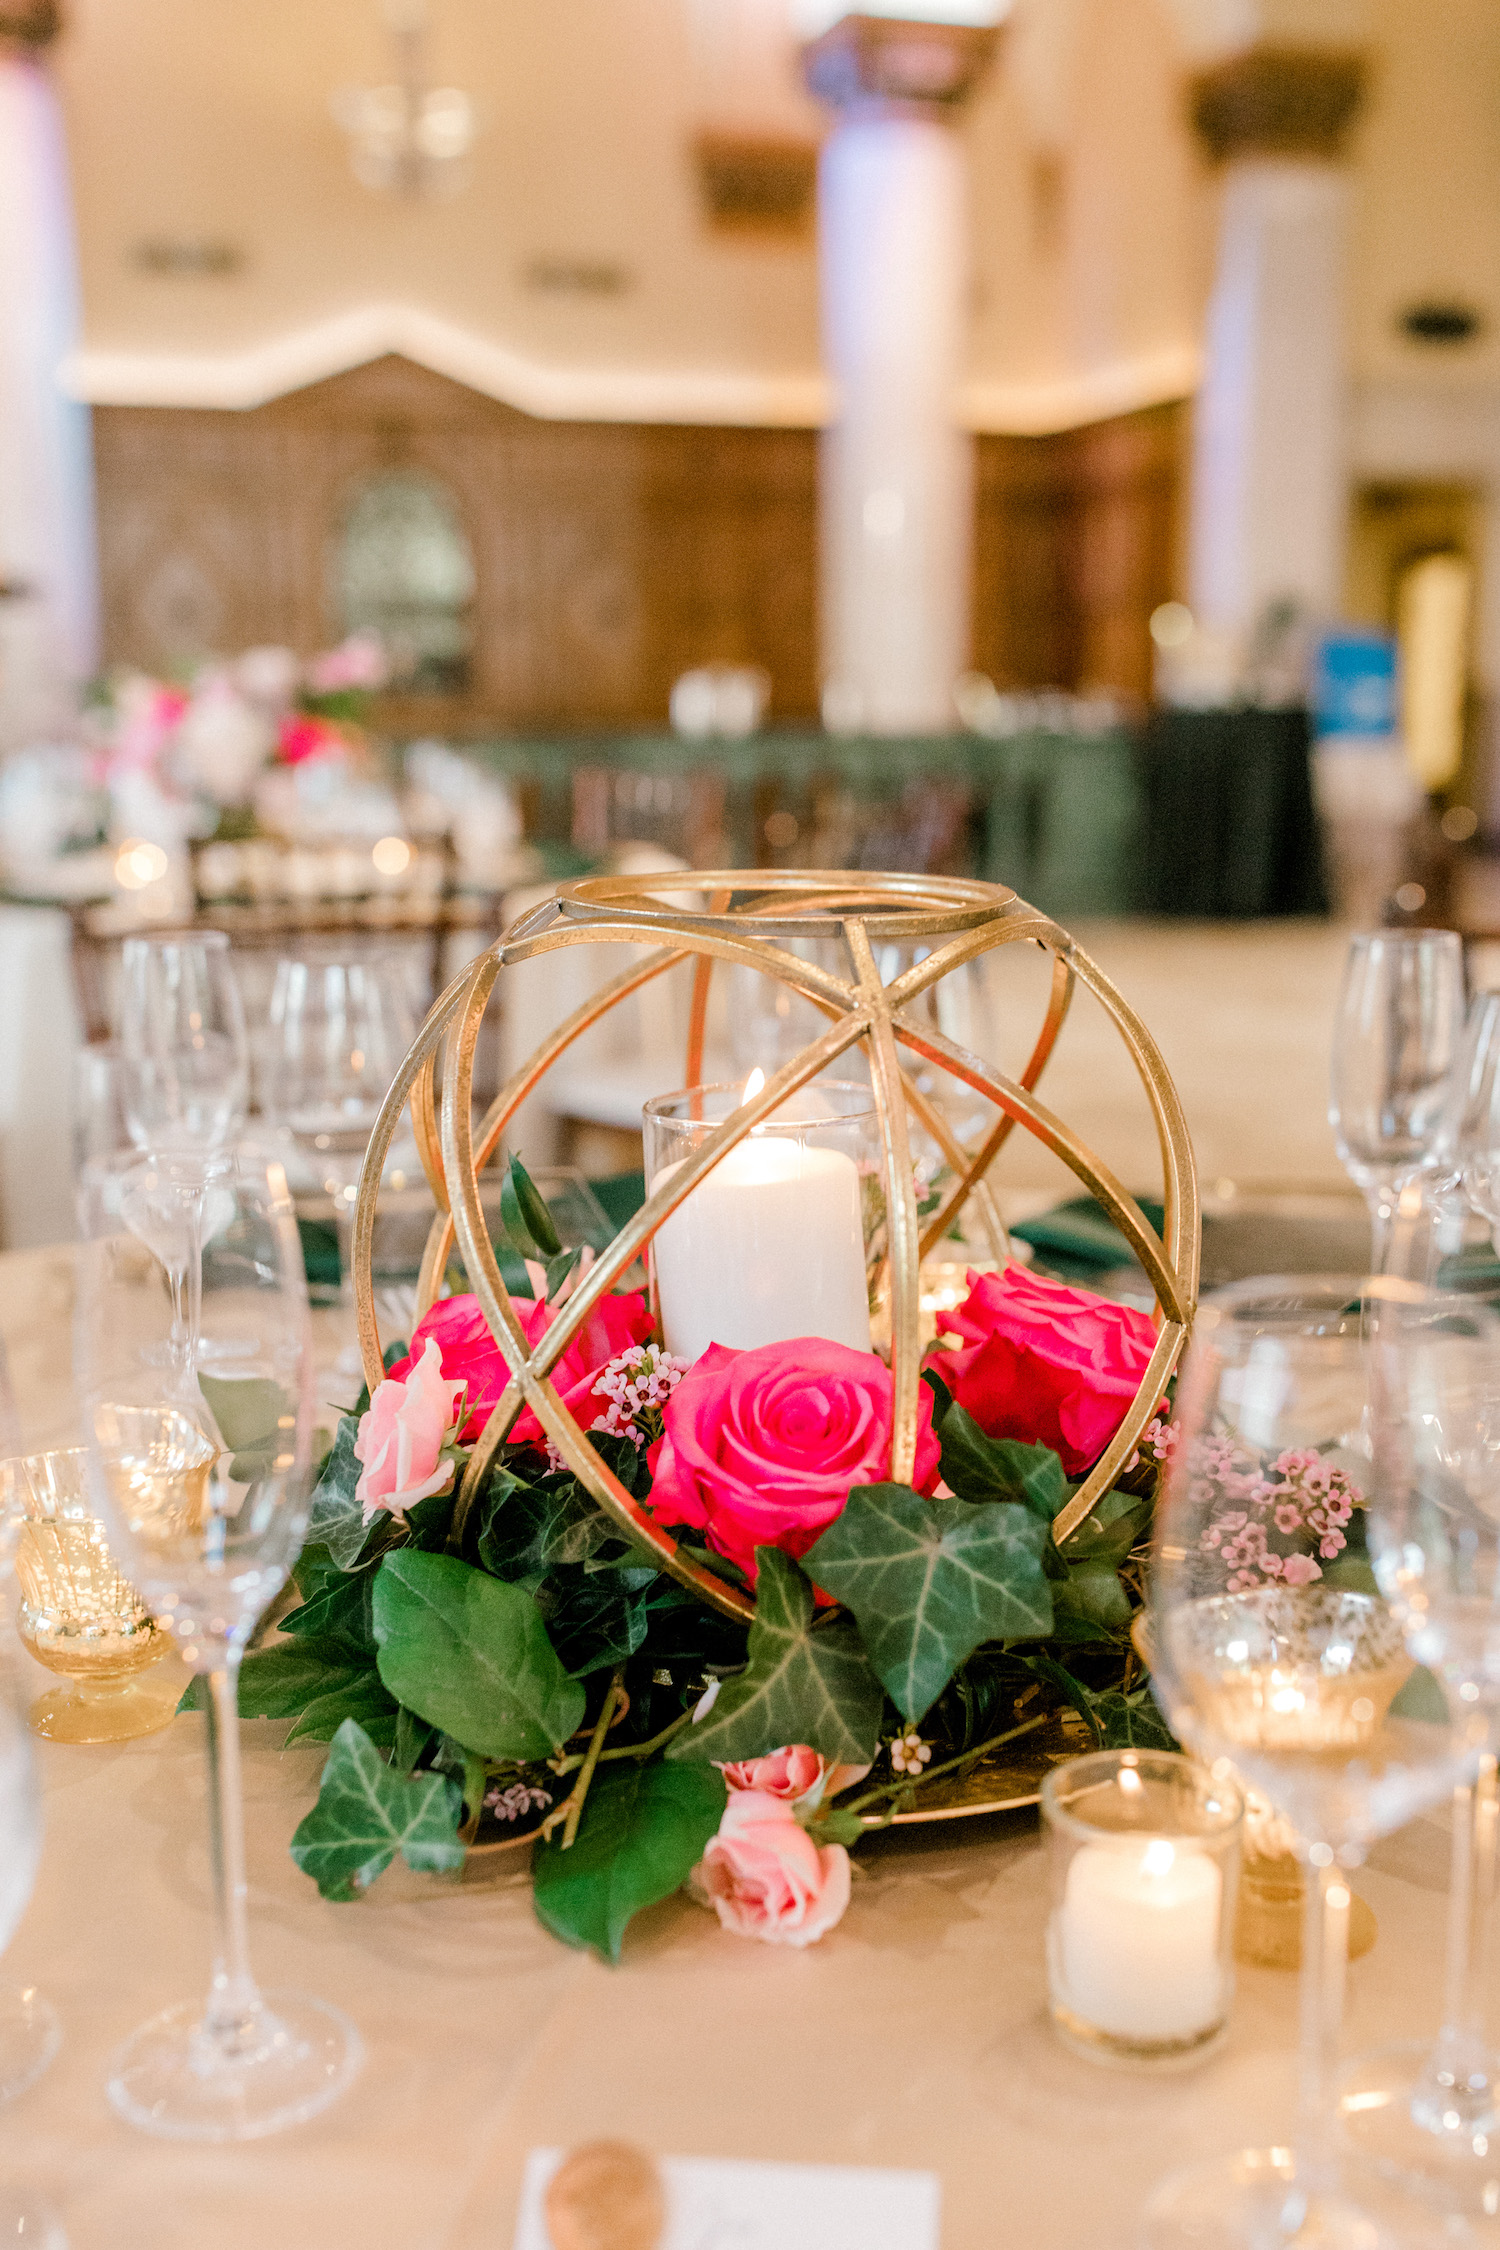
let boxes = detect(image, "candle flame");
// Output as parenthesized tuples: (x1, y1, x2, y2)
(743, 1067, 766, 1103)
(1141, 1839, 1176, 1879)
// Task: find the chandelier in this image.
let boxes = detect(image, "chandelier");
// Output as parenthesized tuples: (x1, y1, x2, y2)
(332, 0, 475, 199)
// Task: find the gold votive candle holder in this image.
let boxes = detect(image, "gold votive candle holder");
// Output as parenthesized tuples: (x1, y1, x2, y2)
(0, 1448, 177, 1744)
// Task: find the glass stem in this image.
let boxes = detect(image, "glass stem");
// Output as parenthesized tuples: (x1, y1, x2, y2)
(1415, 1759, 1499, 2132)
(1291, 1857, 1352, 2221)
(201, 1654, 262, 2049)
(1365, 1181, 1396, 1275)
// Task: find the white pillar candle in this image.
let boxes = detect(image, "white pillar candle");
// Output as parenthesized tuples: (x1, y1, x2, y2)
(1055, 1838, 1224, 2043)
(652, 1139, 870, 1367)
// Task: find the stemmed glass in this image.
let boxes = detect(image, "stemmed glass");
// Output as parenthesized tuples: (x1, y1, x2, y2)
(1143, 1277, 1470, 2250)
(1329, 930, 1466, 1273)
(262, 951, 416, 1310)
(116, 934, 250, 1398)
(75, 1149, 361, 2141)
(1337, 1286, 1500, 2210)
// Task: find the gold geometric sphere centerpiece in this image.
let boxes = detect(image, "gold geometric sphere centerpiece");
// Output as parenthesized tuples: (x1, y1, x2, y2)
(350, 870, 1200, 1626)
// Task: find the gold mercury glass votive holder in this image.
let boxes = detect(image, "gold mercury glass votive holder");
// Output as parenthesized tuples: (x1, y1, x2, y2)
(0, 1448, 177, 1744)
(1041, 1748, 1244, 2070)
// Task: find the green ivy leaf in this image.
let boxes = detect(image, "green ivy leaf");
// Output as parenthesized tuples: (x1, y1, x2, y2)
(532, 1761, 726, 1961)
(285, 1669, 399, 1748)
(1092, 1686, 1176, 1751)
(477, 1468, 623, 1580)
(800, 1806, 867, 1849)
(540, 1565, 655, 1677)
(500, 1153, 562, 1260)
(279, 1568, 377, 1660)
(306, 1417, 372, 1571)
(938, 1406, 1067, 1523)
(669, 1549, 884, 1767)
(290, 1719, 465, 1901)
(1057, 1485, 1152, 1566)
(372, 1549, 586, 1759)
(1050, 1557, 1134, 1642)
(804, 1484, 1053, 1722)
(393, 1704, 438, 1774)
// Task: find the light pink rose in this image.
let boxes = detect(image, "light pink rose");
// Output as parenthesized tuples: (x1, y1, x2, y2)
(645, 1337, 941, 1585)
(386, 1284, 653, 1449)
(306, 633, 388, 693)
(697, 1791, 851, 1948)
(354, 1337, 463, 1522)
(932, 1263, 1158, 1476)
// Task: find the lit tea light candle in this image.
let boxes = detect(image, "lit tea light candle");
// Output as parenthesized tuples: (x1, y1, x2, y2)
(648, 1071, 871, 1364)
(1054, 1835, 1224, 2044)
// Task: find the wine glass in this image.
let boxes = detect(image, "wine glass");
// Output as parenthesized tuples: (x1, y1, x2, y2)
(1337, 1286, 1500, 2210)
(1143, 1277, 1471, 2250)
(75, 1148, 362, 2141)
(262, 950, 416, 1312)
(116, 934, 250, 1397)
(1329, 930, 1466, 1272)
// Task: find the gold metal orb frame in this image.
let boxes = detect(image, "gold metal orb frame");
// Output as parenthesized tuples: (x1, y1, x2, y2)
(351, 870, 1200, 1627)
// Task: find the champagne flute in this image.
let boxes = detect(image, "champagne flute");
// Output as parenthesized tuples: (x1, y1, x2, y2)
(75, 1150, 362, 2141)
(1329, 930, 1465, 1273)
(1143, 1277, 1470, 2250)
(1338, 1287, 1500, 2210)
(262, 950, 416, 1309)
(116, 934, 250, 1397)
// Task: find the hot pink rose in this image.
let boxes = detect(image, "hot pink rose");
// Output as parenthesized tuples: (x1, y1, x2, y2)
(644, 1336, 940, 1584)
(276, 713, 345, 765)
(933, 1263, 1157, 1476)
(353, 1337, 463, 1521)
(387, 1287, 654, 1449)
(696, 1791, 851, 1948)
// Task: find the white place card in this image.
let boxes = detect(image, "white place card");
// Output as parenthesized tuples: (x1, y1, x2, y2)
(512, 2146, 942, 2250)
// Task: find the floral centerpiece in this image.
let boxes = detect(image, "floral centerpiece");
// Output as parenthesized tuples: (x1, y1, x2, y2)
(222, 1158, 1184, 1961)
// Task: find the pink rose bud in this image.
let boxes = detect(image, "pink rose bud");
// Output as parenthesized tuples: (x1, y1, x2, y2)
(720, 1745, 828, 1805)
(697, 1791, 852, 1948)
(353, 1337, 464, 1522)
(932, 1263, 1158, 1476)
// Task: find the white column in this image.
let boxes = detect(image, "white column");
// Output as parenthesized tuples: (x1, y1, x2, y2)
(817, 113, 972, 732)
(0, 46, 99, 737)
(803, 16, 996, 735)
(1189, 159, 1350, 636)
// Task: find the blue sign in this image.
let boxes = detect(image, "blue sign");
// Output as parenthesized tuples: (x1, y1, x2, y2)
(1315, 631, 1398, 737)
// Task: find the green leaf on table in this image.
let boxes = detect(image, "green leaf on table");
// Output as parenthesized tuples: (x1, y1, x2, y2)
(306, 1416, 372, 1571)
(198, 1373, 294, 1482)
(804, 1483, 1053, 1723)
(500, 1154, 561, 1261)
(669, 1549, 884, 1767)
(372, 1549, 585, 1759)
(291, 1718, 465, 1902)
(532, 1760, 726, 1962)
(938, 1407, 1066, 1524)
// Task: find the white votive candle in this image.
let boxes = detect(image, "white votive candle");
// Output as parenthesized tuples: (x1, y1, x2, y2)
(1056, 1838, 1224, 2043)
(652, 1138, 870, 1365)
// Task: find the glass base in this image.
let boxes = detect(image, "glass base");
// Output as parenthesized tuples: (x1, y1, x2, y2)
(0, 1989, 60, 2105)
(29, 1676, 179, 1746)
(107, 1989, 362, 2142)
(1140, 2148, 1390, 2250)
(0, 2187, 66, 2246)
(1340, 2038, 1500, 2216)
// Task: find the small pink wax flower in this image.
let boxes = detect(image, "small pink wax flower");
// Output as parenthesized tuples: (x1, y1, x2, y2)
(353, 1337, 463, 1522)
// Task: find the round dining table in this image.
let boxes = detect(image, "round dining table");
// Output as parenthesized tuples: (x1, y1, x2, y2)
(0, 1245, 1461, 2250)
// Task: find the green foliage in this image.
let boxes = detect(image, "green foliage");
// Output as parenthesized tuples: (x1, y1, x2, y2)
(800, 1806, 867, 1849)
(290, 1719, 465, 1901)
(279, 1556, 377, 1660)
(372, 1549, 585, 1759)
(669, 1550, 884, 1767)
(539, 1564, 657, 1676)
(532, 1761, 727, 1961)
(500, 1154, 562, 1260)
(804, 1483, 1053, 1722)
(938, 1406, 1067, 1522)
(476, 1465, 626, 1580)
(187, 1638, 400, 1747)
(306, 1417, 371, 1571)
(1024, 1652, 1174, 1750)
